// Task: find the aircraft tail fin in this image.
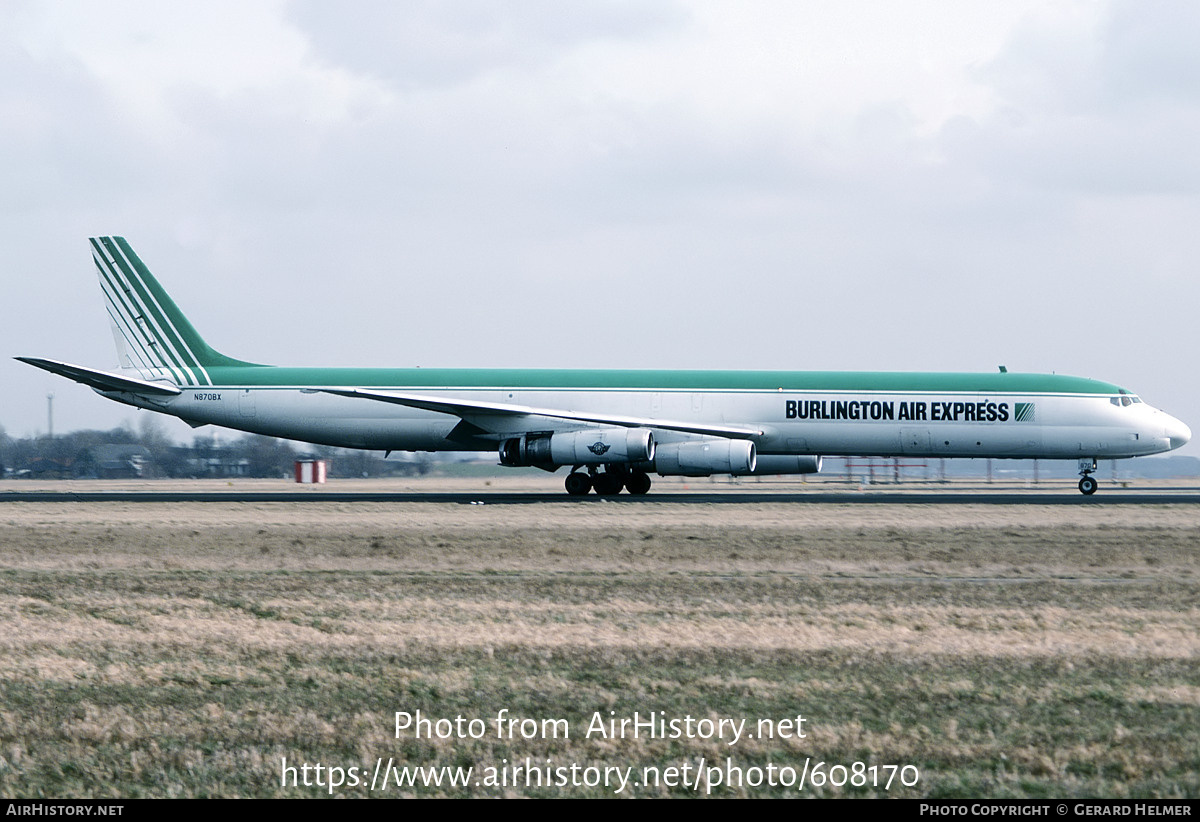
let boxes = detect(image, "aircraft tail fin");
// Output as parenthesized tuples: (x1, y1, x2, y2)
(90, 237, 257, 385)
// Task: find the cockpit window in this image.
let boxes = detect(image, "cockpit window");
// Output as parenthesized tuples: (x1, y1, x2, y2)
(1110, 392, 1142, 407)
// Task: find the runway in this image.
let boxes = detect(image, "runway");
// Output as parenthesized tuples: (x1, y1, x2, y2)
(3, 488, 1198, 505)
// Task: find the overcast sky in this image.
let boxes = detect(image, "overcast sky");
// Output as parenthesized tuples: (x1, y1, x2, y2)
(3, 1, 1197, 456)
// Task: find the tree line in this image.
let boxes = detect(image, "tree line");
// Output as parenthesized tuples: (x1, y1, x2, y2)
(0, 418, 430, 479)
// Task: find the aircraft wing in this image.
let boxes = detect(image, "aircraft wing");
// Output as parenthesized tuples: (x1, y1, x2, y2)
(320, 387, 763, 438)
(15, 357, 182, 396)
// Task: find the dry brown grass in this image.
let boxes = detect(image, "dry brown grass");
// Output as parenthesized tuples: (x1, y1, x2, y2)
(0, 490, 1196, 797)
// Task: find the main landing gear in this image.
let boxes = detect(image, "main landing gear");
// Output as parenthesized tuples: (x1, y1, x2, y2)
(564, 472, 592, 496)
(564, 466, 652, 496)
(1078, 458, 1098, 496)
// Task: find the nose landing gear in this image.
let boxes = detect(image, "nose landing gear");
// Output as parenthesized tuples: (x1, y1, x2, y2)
(1078, 458, 1098, 495)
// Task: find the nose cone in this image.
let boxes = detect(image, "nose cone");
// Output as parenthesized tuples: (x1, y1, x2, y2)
(1165, 415, 1192, 451)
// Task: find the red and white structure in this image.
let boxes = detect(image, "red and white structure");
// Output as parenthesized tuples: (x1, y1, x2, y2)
(294, 460, 328, 484)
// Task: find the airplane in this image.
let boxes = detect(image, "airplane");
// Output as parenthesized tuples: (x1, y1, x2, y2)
(17, 237, 1192, 496)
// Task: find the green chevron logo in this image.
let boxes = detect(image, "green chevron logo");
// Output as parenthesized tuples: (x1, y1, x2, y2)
(1014, 402, 1036, 422)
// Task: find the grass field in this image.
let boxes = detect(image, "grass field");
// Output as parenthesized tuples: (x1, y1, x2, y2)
(0, 485, 1197, 797)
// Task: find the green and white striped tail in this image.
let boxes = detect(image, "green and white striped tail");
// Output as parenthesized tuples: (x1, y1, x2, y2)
(91, 237, 250, 386)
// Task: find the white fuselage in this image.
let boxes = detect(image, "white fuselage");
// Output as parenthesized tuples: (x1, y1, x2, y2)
(114, 383, 1187, 462)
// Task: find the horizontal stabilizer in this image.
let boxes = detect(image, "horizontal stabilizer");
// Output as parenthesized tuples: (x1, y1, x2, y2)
(15, 357, 182, 396)
(320, 387, 763, 438)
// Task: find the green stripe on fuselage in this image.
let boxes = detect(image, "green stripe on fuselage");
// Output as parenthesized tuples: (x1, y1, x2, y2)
(200, 366, 1124, 395)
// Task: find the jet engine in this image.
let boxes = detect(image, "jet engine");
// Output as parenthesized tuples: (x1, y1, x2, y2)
(650, 439, 756, 476)
(499, 428, 655, 468)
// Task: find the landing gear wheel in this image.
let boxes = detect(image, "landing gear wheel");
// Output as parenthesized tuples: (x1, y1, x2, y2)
(1078, 475, 1098, 496)
(565, 472, 592, 496)
(591, 472, 624, 496)
(625, 470, 652, 495)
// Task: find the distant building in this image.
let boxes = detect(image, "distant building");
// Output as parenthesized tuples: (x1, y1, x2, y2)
(167, 445, 250, 478)
(26, 456, 75, 479)
(79, 445, 152, 479)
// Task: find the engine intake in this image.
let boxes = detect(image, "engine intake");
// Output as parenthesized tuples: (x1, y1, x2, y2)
(499, 428, 655, 468)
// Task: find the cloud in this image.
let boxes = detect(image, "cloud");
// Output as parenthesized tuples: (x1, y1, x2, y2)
(0, 1, 1195, 449)
(286, 0, 687, 90)
(955, 0, 1200, 196)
